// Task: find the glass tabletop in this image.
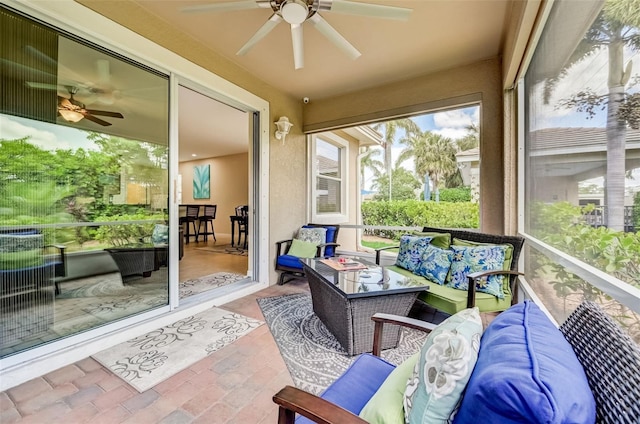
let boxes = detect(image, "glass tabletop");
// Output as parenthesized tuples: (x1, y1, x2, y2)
(301, 257, 429, 298)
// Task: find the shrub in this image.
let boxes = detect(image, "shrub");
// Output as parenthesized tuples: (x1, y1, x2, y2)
(361, 199, 479, 239)
(433, 187, 471, 202)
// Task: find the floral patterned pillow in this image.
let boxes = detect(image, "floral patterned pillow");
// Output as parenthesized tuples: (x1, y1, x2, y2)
(414, 244, 454, 285)
(447, 245, 507, 299)
(395, 235, 432, 273)
(404, 307, 482, 423)
(297, 227, 327, 245)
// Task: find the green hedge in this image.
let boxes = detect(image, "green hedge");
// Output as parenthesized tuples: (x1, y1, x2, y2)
(361, 199, 479, 239)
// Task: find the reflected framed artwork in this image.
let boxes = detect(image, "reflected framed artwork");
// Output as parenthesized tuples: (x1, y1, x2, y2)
(193, 164, 210, 199)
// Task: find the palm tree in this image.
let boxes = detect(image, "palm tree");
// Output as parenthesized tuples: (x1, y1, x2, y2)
(397, 130, 457, 201)
(359, 147, 383, 192)
(373, 118, 420, 200)
(548, 0, 640, 231)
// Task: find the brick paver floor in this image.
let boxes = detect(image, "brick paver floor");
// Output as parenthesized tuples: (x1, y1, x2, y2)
(1, 281, 310, 424)
(1, 279, 498, 424)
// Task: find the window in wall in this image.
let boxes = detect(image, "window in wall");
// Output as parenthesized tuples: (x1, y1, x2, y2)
(310, 133, 348, 223)
(0, 6, 170, 358)
(522, 0, 640, 340)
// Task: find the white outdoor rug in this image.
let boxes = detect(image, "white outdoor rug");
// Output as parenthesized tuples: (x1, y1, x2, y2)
(92, 307, 263, 392)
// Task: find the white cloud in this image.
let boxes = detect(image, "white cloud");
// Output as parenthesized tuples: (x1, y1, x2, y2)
(433, 109, 477, 128)
(431, 107, 479, 140)
(0, 114, 96, 151)
(433, 128, 470, 140)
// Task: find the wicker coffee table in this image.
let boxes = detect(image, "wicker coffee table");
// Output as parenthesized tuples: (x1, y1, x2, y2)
(301, 258, 429, 355)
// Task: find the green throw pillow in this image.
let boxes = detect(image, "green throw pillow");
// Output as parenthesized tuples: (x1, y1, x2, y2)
(404, 307, 483, 423)
(411, 231, 452, 249)
(0, 249, 44, 270)
(359, 352, 420, 424)
(287, 238, 318, 258)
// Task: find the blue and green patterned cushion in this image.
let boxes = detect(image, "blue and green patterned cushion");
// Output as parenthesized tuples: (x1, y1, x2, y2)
(0, 233, 44, 253)
(151, 224, 169, 245)
(404, 307, 483, 423)
(414, 244, 453, 285)
(395, 235, 432, 273)
(447, 245, 508, 299)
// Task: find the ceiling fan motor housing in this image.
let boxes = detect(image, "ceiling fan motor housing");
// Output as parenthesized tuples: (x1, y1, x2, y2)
(279, 0, 311, 24)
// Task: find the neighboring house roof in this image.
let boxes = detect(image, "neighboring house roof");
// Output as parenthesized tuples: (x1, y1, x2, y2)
(456, 147, 479, 162)
(529, 127, 640, 156)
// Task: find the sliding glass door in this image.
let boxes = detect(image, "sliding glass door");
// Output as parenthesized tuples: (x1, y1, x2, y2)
(0, 6, 170, 357)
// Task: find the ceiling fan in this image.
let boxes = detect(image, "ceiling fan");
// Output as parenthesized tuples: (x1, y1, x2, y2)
(182, 0, 412, 69)
(57, 86, 124, 127)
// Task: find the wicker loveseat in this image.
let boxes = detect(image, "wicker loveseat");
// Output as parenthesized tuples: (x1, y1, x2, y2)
(376, 226, 525, 315)
(273, 301, 640, 423)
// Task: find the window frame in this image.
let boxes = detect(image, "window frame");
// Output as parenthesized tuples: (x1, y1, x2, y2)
(308, 132, 349, 224)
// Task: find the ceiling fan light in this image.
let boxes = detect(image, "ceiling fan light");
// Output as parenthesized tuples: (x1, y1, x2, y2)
(59, 109, 84, 123)
(281, 0, 308, 24)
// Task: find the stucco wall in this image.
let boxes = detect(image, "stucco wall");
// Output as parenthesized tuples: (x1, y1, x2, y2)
(179, 153, 249, 235)
(303, 58, 505, 234)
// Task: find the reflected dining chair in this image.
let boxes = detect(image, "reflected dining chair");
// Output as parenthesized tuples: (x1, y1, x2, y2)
(197, 205, 217, 242)
(179, 205, 200, 244)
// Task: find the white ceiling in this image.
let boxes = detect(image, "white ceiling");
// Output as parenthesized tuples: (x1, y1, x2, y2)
(177, 86, 249, 162)
(130, 0, 512, 100)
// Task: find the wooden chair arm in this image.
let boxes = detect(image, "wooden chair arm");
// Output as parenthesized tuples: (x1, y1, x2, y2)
(273, 385, 367, 424)
(371, 313, 436, 356)
(375, 245, 399, 265)
(466, 270, 525, 308)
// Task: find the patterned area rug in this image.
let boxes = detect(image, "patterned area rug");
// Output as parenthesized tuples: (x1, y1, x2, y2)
(195, 244, 248, 256)
(257, 293, 428, 395)
(92, 307, 263, 392)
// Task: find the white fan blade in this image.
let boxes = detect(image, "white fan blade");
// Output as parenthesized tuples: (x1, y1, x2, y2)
(324, 0, 412, 21)
(291, 24, 304, 69)
(237, 14, 283, 56)
(309, 14, 361, 60)
(181, 1, 269, 13)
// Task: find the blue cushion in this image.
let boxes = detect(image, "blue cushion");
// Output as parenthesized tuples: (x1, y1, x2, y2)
(277, 254, 303, 269)
(297, 354, 395, 424)
(453, 301, 596, 424)
(414, 244, 453, 285)
(395, 235, 432, 273)
(447, 244, 507, 299)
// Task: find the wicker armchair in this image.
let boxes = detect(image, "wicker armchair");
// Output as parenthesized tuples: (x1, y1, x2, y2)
(275, 224, 340, 285)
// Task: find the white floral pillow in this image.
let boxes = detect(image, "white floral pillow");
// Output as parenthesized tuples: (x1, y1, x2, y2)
(297, 227, 327, 245)
(403, 307, 482, 423)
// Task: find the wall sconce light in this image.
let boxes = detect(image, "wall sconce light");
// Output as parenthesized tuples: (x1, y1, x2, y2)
(274, 116, 293, 144)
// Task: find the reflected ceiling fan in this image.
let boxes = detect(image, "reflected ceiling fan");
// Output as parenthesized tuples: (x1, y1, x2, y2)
(182, 0, 412, 69)
(58, 86, 124, 127)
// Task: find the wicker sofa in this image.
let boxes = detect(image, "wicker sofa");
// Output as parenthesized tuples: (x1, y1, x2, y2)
(273, 300, 640, 423)
(375, 226, 525, 315)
